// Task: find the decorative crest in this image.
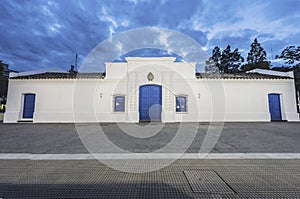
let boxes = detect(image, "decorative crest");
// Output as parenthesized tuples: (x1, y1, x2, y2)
(147, 72, 154, 81)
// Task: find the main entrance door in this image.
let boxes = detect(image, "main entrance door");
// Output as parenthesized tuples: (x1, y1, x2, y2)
(139, 85, 162, 121)
(23, 94, 36, 119)
(268, 94, 282, 121)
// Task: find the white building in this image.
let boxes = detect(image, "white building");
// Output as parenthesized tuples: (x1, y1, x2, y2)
(4, 57, 299, 123)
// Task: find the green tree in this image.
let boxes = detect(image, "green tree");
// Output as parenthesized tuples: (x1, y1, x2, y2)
(247, 38, 267, 64)
(241, 38, 270, 71)
(220, 45, 231, 73)
(275, 45, 300, 66)
(0, 61, 8, 97)
(270, 66, 292, 72)
(229, 48, 244, 73)
(0, 61, 3, 75)
(205, 46, 222, 73)
(212, 46, 221, 70)
(220, 45, 244, 73)
(205, 57, 219, 73)
(240, 61, 270, 72)
(275, 46, 300, 113)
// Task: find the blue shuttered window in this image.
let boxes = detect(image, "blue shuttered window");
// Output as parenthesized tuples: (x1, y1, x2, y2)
(114, 96, 125, 112)
(176, 96, 187, 112)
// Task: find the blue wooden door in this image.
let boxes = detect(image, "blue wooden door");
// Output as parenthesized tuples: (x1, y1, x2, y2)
(268, 94, 282, 121)
(139, 85, 162, 121)
(23, 94, 36, 119)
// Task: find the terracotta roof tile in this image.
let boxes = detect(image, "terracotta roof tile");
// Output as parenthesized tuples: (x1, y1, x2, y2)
(196, 72, 292, 79)
(10, 72, 106, 79)
(10, 72, 291, 80)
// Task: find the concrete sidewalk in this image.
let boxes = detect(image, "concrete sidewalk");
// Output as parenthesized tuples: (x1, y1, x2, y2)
(0, 159, 299, 198)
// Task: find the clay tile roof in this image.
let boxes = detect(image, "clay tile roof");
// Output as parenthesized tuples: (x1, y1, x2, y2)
(10, 72, 291, 80)
(10, 72, 106, 79)
(195, 72, 292, 79)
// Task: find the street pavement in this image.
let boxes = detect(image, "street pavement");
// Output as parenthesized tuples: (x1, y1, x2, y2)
(0, 122, 299, 198)
(0, 122, 299, 154)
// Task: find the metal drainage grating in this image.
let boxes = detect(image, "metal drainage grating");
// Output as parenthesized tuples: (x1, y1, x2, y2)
(184, 170, 235, 194)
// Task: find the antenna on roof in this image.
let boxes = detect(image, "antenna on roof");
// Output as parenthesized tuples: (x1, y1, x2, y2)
(75, 54, 78, 71)
(271, 47, 273, 60)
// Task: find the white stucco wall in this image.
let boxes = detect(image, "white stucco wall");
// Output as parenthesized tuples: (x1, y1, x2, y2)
(4, 57, 299, 123)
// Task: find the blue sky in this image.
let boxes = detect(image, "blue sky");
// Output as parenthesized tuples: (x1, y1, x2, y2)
(0, 0, 300, 72)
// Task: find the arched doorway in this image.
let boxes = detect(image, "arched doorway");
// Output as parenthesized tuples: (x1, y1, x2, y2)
(139, 85, 162, 121)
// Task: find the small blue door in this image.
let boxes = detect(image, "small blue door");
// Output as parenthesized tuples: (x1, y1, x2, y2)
(139, 85, 162, 121)
(268, 94, 282, 121)
(23, 94, 36, 119)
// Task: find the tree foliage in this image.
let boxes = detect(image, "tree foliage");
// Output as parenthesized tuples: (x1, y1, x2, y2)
(247, 38, 267, 64)
(271, 66, 292, 72)
(211, 46, 221, 70)
(240, 61, 270, 72)
(229, 48, 244, 73)
(275, 45, 300, 65)
(240, 38, 270, 71)
(0, 61, 3, 75)
(220, 45, 244, 73)
(207, 45, 244, 74)
(0, 61, 8, 97)
(220, 45, 231, 73)
(205, 57, 219, 73)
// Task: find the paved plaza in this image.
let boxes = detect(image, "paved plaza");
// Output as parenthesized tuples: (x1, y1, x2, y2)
(0, 122, 300, 154)
(0, 122, 299, 198)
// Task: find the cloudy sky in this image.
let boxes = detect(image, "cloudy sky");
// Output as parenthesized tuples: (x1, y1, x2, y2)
(1, 0, 300, 72)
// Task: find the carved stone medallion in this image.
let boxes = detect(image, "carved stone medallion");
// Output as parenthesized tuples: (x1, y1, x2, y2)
(147, 72, 154, 81)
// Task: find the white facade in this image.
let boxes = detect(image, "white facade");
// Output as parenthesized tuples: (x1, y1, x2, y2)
(4, 57, 299, 123)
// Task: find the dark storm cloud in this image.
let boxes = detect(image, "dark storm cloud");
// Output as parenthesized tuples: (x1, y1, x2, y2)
(0, 0, 299, 71)
(0, 0, 109, 71)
